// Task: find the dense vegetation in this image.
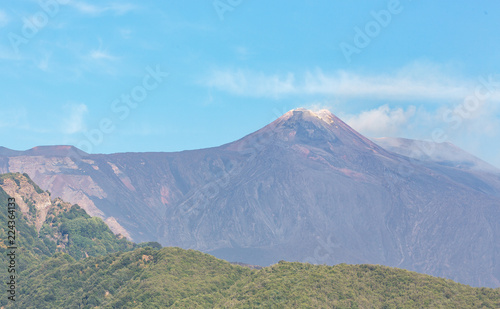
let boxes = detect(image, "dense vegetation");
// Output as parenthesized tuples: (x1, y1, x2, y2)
(42, 202, 135, 259)
(218, 262, 500, 308)
(1, 172, 499, 308)
(9, 247, 500, 308)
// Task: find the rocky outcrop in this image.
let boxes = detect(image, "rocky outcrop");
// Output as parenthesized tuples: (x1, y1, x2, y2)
(0, 173, 52, 231)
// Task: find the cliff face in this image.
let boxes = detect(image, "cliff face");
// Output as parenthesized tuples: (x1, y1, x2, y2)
(0, 173, 52, 231)
(0, 172, 136, 259)
(2, 109, 500, 287)
(0, 173, 101, 249)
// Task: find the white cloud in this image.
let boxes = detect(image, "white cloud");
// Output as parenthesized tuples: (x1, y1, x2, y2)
(344, 105, 417, 137)
(206, 70, 296, 98)
(119, 28, 133, 39)
(338, 101, 499, 169)
(234, 46, 253, 60)
(89, 50, 117, 61)
(62, 103, 88, 134)
(205, 63, 500, 102)
(37, 53, 51, 71)
(447, 102, 500, 138)
(87, 38, 119, 62)
(68, 1, 136, 16)
(0, 10, 8, 28)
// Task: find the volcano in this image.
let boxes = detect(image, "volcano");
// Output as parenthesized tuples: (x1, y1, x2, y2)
(2, 108, 499, 287)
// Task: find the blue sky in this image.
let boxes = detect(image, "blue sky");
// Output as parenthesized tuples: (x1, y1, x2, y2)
(1, 0, 500, 167)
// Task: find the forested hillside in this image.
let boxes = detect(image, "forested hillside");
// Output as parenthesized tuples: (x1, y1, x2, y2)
(11, 247, 500, 308)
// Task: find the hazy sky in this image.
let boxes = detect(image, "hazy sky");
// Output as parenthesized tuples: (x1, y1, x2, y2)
(1, 0, 499, 167)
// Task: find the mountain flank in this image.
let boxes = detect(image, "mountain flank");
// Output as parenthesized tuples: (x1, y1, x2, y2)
(1, 108, 499, 287)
